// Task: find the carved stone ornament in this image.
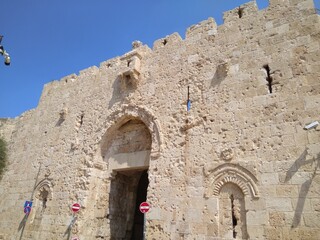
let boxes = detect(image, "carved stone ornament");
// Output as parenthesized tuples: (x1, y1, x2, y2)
(220, 148, 234, 161)
(205, 163, 259, 199)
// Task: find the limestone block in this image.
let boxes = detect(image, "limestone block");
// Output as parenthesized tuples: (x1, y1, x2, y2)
(186, 18, 217, 39)
(187, 54, 199, 64)
(207, 222, 218, 236)
(276, 185, 299, 197)
(304, 212, 320, 228)
(307, 130, 320, 144)
(260, 172, 279, 185)
(153, 32, 182, 50)
(177, 222, 190, 234)
(269, 211, 286, 226)
(264, 226, 283, 239)
(246, 210, 268, 225)
(274, 160, 297, 173)
(246, 226, 265, 239)
(259, 161, 274, 173)
(108, 150, 150, 171)
(148, 207, 161, 220)
(185, 208, 202, 223)
(266, 198, 293, 211)
(245, 197, 266, 211)
(223, 2, 258, 23)
(290, 172, 313, 184)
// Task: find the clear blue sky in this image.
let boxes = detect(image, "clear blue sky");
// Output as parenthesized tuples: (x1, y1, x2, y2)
(0, 0, 318, 118)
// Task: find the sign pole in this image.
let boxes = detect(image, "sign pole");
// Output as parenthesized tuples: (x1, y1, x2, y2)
(143, 213, 146, 240)
(139, 202, 150, 240)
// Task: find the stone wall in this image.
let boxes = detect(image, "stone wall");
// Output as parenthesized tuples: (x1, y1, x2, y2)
(0, 0, 319, 239)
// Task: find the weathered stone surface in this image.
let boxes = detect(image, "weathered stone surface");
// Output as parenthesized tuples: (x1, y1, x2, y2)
(0, 0, 319, 239)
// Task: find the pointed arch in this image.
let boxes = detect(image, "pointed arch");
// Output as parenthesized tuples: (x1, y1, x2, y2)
(34, 179, 53, 201)
(100, 104, 162, 159)
(206, 163, 259, 199)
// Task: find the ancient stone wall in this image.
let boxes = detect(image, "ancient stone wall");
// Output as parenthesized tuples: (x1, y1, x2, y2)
(0, 0, 319, 239)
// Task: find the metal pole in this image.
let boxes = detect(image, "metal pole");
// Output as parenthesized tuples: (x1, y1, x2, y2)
(30, 164, 42, 201)
(143, 213, 146, 240)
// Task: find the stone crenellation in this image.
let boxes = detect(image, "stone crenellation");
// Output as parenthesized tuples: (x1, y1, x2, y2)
(0, 0, 319, 239)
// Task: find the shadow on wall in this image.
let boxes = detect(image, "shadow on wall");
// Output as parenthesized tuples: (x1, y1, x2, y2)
(17, 164, 42, 240)
(64, 216, 77, 240)
(108, 76, 123, 109)
(18, 214, 28, 240)
(285, 149, 320, 228)
(108, 75, 137, 109)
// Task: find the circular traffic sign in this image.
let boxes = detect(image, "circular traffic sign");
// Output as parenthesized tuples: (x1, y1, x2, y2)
(71, 203, 81, 213)
(139, 202, 150, 213)
(24, 206, 31, 214)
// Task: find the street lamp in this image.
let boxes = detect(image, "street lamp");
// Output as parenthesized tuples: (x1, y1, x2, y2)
(0, 35, 11, 66)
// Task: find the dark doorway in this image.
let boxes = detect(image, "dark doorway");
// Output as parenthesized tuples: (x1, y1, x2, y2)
(109, 170, 149, 240)
(131, 171, 149, 240)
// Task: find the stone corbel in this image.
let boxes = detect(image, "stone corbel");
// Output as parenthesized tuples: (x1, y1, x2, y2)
(119, 52, 142, 90)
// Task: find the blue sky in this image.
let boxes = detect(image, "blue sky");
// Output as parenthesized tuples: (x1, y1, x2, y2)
(0, 0, 318, 118)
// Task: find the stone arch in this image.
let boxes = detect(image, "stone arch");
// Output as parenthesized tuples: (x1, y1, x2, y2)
(205, 163, 259, 199)
(34, 179, 53, 209)
(103, 117, 152, 172)
(100, 104, 162, 160)
(205, 164, 256, 239)
(29, 179, 53, 225)
(97, 105, 160, 239)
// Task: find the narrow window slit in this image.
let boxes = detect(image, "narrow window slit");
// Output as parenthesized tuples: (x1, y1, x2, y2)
(43, 197, 47, 209)
(79, 114, 84, 127)
(187, 86, 191, 112)
(162, 39, 168, 46)
(75, 113, 84, 132)
(40, 188, 49, 210)
(230, 194, 238, 239)
(263, 64, 273, 93)
(238, 7, 244, 18)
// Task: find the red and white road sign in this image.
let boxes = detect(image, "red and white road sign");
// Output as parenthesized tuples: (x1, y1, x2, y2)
(139, 202, 150, 213)
(71, 203, 81, 213)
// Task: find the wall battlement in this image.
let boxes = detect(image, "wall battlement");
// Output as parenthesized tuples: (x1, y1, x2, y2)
(223, 1, 259, 23)
(42, 0, 317, 100)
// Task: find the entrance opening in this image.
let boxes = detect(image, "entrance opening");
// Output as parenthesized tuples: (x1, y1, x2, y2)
(103, 117, 152, 239)
(109, 169, 149, 240)
(131, 170, 148, 239)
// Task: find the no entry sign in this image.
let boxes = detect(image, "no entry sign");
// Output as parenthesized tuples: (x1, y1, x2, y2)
(24, 200, 33, 214)
(139, 202, 150, 213)
(24, 206, 31, 214)
(71, 203, 81, 213)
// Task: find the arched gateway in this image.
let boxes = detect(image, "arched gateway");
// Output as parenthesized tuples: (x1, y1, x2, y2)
(99, 105, 161, 239)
